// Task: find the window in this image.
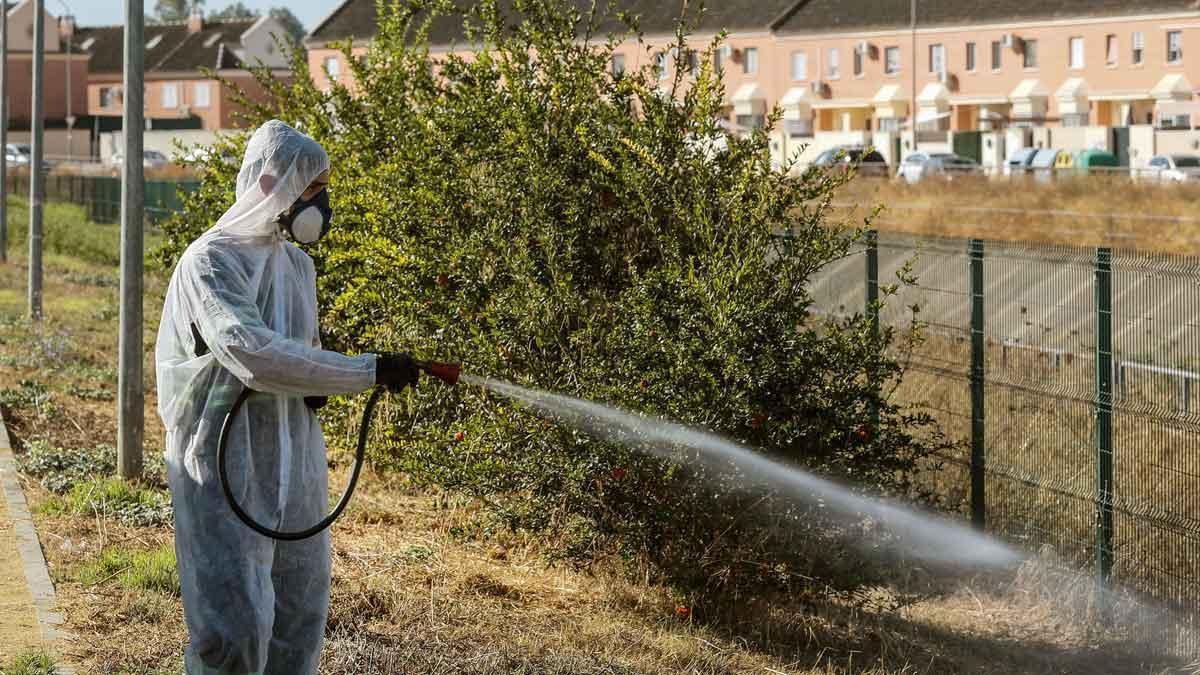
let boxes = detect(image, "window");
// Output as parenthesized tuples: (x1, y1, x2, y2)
(1168, 31, 1183, 63)
(991, 40, 1002, 69)
(714, 45, 730, 73)
(99, 86, 122, 108)
(928, 43, 945, 73)
(1106, 35, 1118, 65)
(784, 119, 812, 138)
(743, 47, 758, 75)
(1069, 37, 1084, 68)
(610, 54, 625, 76)
(966, 42, 976, 71)
(203, 33, 221, 48)
(826, 48, 839, 78)
(80, 36, 95, 51)
(1022, 39, 1038, 68)
(1062, 112, 1089, 127)
(192, 82, 210, 108)
(323, 56, 340, 82)
(736, 114, 764, 129)
(146, 34, 162, 49)
(884, 46, 900, 74)
(1132, 31, 1144, 64)
(853, 48, 863, 76)
(791, 51, 807, 80)
(878, 118, 902, 132)
(687, 50, 699, 76)
(161, 83, 178, 109)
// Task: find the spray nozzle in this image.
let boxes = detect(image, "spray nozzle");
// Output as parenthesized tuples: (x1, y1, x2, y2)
(417, 360, 461, 386)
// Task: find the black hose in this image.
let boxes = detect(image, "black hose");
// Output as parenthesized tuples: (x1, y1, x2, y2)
(217, 386, 386, 541)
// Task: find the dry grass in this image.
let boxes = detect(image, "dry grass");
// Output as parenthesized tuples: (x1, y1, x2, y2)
(834, 176, 1200, 254)
(1, 244, 1196, 673)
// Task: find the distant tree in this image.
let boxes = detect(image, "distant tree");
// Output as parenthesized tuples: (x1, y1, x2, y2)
(269, 7, 306, 44)
(208, 2, 258, 21)
(153, 0, 203, 23)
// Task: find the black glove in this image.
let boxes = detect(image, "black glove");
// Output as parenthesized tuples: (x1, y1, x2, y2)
(375, 352, 420, 392)
(304, 396, 328, 410)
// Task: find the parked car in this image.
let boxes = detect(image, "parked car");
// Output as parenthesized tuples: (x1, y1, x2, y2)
(1028, 148, 1060, 183)
(897, 152, 982, 183)
(811, 146, 889, 177)
(110, 149, 170, 170)
(5, 143, 30, 166)
(1003, 147, 1038, 175)
(1145, 154, 1200, 182)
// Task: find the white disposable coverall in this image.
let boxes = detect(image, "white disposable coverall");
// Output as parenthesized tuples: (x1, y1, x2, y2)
(155, 120, 377, 674)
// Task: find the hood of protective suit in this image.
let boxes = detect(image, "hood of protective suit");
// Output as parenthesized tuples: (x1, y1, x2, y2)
(154, 120, 374, 673)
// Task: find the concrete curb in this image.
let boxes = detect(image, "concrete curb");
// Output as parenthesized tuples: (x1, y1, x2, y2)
(0, 410, 75, 674)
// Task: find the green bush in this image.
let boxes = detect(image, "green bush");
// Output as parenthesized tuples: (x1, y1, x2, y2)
(160, 0, 948, 596)
(16, 440, 116, 493)
(40, 477, 173, 528)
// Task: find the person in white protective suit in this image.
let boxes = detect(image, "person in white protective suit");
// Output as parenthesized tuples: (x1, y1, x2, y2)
(155, 119, 419, 674)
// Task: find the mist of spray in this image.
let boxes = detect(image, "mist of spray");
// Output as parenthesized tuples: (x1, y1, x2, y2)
(463, 374, 1022, 568)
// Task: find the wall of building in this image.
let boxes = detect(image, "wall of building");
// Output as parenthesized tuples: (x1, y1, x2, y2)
(7, 128, 90, 159)
(6, 0, 62, 54)
(1155, 129, 1200, 156)
(5, 54, 88, 123)
(99, 129, 223, 163)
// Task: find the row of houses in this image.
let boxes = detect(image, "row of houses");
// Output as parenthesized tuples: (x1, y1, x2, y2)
(8, 0, 1200, 171)
(301, 0, 1200, 170)
(0, 0, 290, 160)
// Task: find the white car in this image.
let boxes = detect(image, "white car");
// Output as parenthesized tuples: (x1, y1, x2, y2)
(1145, 154, 1200, 182)
(110, 150, 170, 170)
(898, 152, 982, 183)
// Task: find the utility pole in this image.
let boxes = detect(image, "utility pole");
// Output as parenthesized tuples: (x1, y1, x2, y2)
(909, 0, 918, 153)
(0, 0, 7, 264)
(118, 0, 145, 479)
(28, 0, 44, 319)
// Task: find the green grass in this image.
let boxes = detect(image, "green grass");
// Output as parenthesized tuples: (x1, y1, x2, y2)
(0, 650, 57, 675)
(1, 198, 162, 267)
(76, 543, 179, 596)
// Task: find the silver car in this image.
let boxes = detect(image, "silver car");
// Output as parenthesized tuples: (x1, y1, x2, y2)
(898, 152, 981, 183)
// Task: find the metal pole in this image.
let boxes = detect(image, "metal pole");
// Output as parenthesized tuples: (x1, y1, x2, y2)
(0, 0, 7, 264)
(910, 0, 917, 152)
(28, 0, 44, 319)
(865, 230, 880, 429)
(969, 239, 986, 529)
(118, 0, 144, 479)
(1095, 247, 1115, 604)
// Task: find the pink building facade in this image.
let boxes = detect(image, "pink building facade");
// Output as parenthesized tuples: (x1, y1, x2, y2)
(307, 0, 1200, 169)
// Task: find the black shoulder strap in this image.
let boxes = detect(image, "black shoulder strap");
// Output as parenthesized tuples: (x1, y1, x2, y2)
(190, 322, 210, 358)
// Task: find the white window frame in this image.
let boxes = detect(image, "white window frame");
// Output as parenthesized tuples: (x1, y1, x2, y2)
(826, 48, 840, 79)
(884, 46, 900, 75)
(1069, 37, 1084, 69)
(965, 42, 976, 72)
(991, 40, 1002, 70)
(790, 51, 807, 81)
(1105, 34, 1118, 66)
(323, 56, 341, 82)
(161, 82, 178, 109)
(853, 48, 863, 77)
(928, 43, 945, 74)
(1132, 31, 1145, 64)
(192, 82, 210, 108)
(610, 53, 625, 77)
(1167, 31, 1183, 63)
(655, 51, 668, 80)
(743, 47, 758, 75)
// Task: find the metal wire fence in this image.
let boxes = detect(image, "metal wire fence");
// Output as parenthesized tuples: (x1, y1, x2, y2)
(807, 230, 1200, 655)
(3, 173, 198, 224)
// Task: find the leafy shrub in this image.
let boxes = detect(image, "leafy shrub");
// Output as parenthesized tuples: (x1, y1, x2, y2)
(16, 440, 116, 493)
(160, 0, 948, 596)
(0, 380, 58, 419)
(40, 477, 173, 528)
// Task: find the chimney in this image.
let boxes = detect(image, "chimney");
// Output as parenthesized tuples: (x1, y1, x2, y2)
(58, 14, 75, 41)
(187, 4, 204, 34)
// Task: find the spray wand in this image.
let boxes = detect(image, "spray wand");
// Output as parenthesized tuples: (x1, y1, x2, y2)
(217, 359, 461, 541)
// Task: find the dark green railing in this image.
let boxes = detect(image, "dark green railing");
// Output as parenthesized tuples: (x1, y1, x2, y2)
(5, 173, 198, 224)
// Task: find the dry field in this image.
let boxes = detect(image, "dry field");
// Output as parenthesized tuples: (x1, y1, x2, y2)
(0, 219, 1195, 673)
(835, 176, 1200, 254)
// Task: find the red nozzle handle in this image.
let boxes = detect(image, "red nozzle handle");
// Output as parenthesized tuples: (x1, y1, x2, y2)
(418, 361, 461, 386)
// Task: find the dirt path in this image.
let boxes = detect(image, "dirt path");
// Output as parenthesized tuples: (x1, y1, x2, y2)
(0, 464, 43, 664)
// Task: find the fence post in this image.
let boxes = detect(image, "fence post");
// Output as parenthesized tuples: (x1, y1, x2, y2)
(865, 230, 880, 429)
(969, 239, 986, 529)
(1095, 247, 1115, 600)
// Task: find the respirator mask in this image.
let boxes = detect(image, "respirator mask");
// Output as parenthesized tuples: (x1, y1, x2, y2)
(278, 188, 333, 245)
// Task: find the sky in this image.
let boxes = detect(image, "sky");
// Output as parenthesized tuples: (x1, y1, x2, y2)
(63, 1, 342, 31)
